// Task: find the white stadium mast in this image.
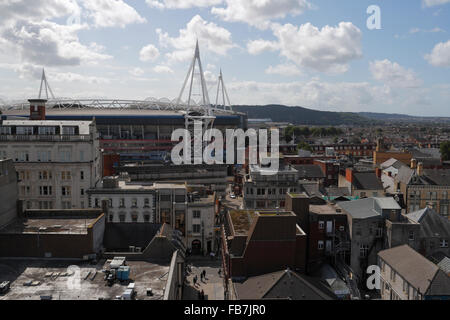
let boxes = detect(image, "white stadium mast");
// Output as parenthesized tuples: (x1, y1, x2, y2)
(215, 69, 232, 111)
(38, 69, 56, 100)
(177, 41, 216, 164)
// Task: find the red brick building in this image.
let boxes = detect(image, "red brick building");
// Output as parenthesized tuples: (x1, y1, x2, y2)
(221, 210, 307, 279)
(285, 193, 350, 273)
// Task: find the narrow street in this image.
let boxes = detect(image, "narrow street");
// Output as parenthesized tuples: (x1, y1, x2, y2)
(182, 256, 225, 300)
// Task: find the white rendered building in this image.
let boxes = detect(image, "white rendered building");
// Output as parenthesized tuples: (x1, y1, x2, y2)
(0, 101, 102, 210)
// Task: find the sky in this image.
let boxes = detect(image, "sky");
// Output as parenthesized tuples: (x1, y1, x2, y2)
(0, 0, 449, 116)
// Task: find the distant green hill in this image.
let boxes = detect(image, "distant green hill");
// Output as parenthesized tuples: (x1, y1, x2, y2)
(234, 105, 374, 126)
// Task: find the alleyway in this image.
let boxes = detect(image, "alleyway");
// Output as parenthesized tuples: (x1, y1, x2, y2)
(182, 255, 225, 300)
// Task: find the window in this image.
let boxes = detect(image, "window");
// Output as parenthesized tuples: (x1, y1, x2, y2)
(409, 231, 415, 241)
(59, 150, 71, 162)
(37, 151, 51, 162)
(144, 215, 150, 223)
(376, 228, 383, 238)
(160, 195, 171, 202)
(440, 239, 448, 248)
(38, 127, 55, 135)
(62, 126, 76, 135)
(403, 280, 408, 293)
(144, 198, 150, 208)
(390, 269, 396, 282)
(39, 186, 52, 196)
(39, 201, 53, 209)
(132, 198, 138, 208)
(16, 126, 33, 135)
(39, 171, 52, 180)
(80, 171, 84, 180)
(119, 198, 125, 208)
(119, 214, 126, 223)
(80, 188, 85, 196)
(318, 221, 325, 230)
(61, 186, 71, 196)
(94, 198, 99, 208)
(360, 244, 369, 258)
(131, 214, 138, 223)
(318, 241, 324, 250)
(193, 224, 201, 234)
(175, 195, 185, 203)
(61, 201, 71, 209)
(61, 171, 71, 180)
(16, 151, 29, 162)
(193, 210, 201, 219)
(108, 199, 113, 208)
(440, 205, 449, 217)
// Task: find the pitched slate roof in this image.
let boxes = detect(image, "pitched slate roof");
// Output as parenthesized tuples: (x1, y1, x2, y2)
(378, 245, 440, 295)
(234, 269, 336, 300)
(396, 166, 413, 184)
(294, 165, 325, 179)
(437, 257, 450, 275)
(380, 158, 407, 170)
(406, 207, 450, 239)
(352, 172, 384, 190)
(326, 187, 351, 197)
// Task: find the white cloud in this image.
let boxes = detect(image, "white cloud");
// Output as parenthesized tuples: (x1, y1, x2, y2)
(249, 22, 362, 74)
(0, 0, 148, 69)
(265, 63, 303, 76)
(370, 59, 423, 88)
(129, 67, 145, 76)
(147, 0, 221, 9)
(156, 15, 235, 63)
(5, 62, 110, 84)
(81, 0, 147, 28)
(425, 40, 450, 67)
(422, 0, 450, 7)
(2, 20, 111, 66)
(212, 0, 313, 29)
(410, 27, 445, 34)
(153, 65, 174, 74)
(140, 44, 160, 62)
(247, 39, 278, 55)
(227, 79, 390, 112)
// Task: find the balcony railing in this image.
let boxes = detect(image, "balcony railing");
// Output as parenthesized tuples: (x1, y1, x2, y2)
(0, 135, 92, 142)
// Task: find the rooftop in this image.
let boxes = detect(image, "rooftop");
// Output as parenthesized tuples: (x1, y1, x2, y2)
(338, 197, 401, 219)
(0, 218, 98, 235)
(309, 203, 343, 215)
(0, 259, 170, 300)
(378, 245, 442, 295)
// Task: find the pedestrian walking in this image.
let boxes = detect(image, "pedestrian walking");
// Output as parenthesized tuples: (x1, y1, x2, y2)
(202, 270, 206, 279)
(193, 275, 198, 286)
(218, 269, 222, 277)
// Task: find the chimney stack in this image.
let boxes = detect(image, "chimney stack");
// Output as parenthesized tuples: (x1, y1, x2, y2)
(417, 162, 424, 176)
(375, 168, 382, 179)
(411, 158, 417, 170)
(28, 99, 47, 120)
(346, 168, 354, 184)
